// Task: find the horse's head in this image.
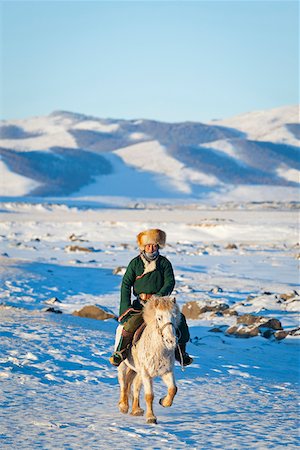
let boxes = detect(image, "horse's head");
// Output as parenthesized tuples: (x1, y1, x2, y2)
(143, 296, 181, 350)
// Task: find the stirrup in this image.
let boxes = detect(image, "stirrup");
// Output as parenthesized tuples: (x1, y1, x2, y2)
(109, 351, 125, 367)
(182, 353, 193, 366)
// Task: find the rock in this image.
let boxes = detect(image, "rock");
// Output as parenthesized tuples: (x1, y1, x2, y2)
(226, 314, 282, 339)
(275, 327, 300, 340)
(225, 243, 238, 249)
(43, 307, 62, 314)
(226, 324, 259, 338)
(182, 301, 203, 319)
(69, 233, 85, 242)
(280, 291, 298, 301)
(237, 314, 282, 330)
(210, 286, 223, 294)
(45, 297, 61, 305)
(289, 327, 300, 336)
(182, 300, 229, 319)
(259, 328, 275, 339)
(65, 245, 95, 253)
(113, 266, 127, 275)
(179, 285, 194, 293)
(274, 330, 289, 340)
(222, 308, 238, 316)
(237, 314, 261, 325)
(72, 305, 116, 321)
(209, 327, 226, 333)
(259, 318, 282, 330)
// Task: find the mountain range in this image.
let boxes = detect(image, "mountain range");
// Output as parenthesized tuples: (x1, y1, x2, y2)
(0, 105, 299, 202)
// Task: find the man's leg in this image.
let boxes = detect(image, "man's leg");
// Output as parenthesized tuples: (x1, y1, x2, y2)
(110, 312, 144, 366)
(175, 313, 193, 366)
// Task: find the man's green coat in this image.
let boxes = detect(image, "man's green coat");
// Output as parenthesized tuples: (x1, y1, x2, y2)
(119, 254, 175, 316)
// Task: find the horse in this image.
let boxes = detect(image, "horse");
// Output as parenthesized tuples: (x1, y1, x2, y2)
(117, 296, 181, 424)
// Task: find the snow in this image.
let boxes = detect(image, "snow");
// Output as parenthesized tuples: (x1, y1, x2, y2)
(129, 132, 149, 140)
(0, 160, 40, 195)
(200, 138, 240, 159)
(0, 104, 299, 447)
(73, 152, 177, 198)
(73, 120, 120, 133)
(213, 105, 299, 146)
(209, 185, 300, 204)
(0, 203, 299, 449)
(115, 141, 219, 194)
(0, 114, 77, 151)
(276, 166, 300, 184)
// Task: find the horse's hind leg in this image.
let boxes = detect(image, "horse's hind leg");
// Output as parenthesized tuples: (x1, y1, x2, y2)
(159, 371, 177, 408)
(118, 363, 135, 414)
(131, 374, 144, 416)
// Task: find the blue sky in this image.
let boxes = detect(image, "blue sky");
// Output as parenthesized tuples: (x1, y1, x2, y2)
(1, 0, 299, 122)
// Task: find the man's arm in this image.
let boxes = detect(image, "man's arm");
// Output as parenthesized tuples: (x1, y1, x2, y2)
(156, 258, 175, 296)
(119, 259, 136, 316)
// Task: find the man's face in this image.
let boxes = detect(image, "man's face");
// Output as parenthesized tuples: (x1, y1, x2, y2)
(144, 243, 158, 253)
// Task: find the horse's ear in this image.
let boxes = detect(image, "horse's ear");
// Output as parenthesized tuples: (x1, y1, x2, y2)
(154, 297, 159, 307)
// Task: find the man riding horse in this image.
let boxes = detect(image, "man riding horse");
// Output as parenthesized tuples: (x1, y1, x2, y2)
(109, 228, 193, 367)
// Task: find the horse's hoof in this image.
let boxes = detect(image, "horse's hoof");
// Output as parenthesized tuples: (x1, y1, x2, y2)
(131, 408, 144, 416)
(159, 397, 171, 408)
(146, 417, 157, 424)
(119, 404, 129, 414)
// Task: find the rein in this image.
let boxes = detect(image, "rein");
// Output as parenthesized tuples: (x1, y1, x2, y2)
(156, 320, 185, 372)
(157, 321, 176, 336)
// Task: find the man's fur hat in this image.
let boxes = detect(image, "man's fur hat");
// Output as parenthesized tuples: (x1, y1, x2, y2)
(137, 229, 166, 250)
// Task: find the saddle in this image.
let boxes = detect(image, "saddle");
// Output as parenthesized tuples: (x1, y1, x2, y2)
(132, 322, 147, 346)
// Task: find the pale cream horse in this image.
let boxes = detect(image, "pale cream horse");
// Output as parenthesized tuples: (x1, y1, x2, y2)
(117, 296, 181, 424)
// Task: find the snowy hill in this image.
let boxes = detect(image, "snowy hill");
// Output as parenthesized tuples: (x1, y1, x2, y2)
(0, 105, 299, 202)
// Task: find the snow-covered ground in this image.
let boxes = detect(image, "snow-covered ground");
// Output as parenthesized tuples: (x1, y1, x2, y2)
(0, 202, 299, 449)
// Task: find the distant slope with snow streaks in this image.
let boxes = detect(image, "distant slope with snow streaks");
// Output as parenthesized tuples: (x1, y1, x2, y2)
(0, 105, 299, 201)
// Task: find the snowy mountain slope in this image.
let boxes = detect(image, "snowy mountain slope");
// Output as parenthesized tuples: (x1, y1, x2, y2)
(212, 104, 299, 146)
(0, 105, 298, 199)
(115, 141, 219, 194)
(0, 160, 40, 196)
(0, 147, 112, 196)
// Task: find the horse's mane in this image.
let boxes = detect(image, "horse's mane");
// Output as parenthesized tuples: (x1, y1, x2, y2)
(143, 296, 181, 326)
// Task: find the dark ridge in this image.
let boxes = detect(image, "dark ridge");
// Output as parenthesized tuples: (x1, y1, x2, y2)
(0, 124, 40, 140)
(0, 146, 113, 196)
(126, 120, 244, 146)
(168, 144, 297, 186)
(69, 130, 131, 152)
(286, 123, 300, 140)
(49, 111, 91, 121)
(233, 140, 300, 171)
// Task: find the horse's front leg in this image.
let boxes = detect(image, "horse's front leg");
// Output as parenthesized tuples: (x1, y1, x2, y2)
(142, 373, 157, 424)
(131, 374, 144, 416)
(159, 371, 177, 407)
(118, 363, 135, 414)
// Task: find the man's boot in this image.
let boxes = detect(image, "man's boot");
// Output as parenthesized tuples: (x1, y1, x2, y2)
(109, 332, 133, 367)
(175, 343, 193, 366)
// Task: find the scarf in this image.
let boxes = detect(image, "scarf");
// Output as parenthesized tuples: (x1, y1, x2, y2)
(135, 251, 159, 280)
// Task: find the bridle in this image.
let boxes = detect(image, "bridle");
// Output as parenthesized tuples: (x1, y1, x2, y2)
(155, 315, 185, 370)
(156, 319, 177, 340)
